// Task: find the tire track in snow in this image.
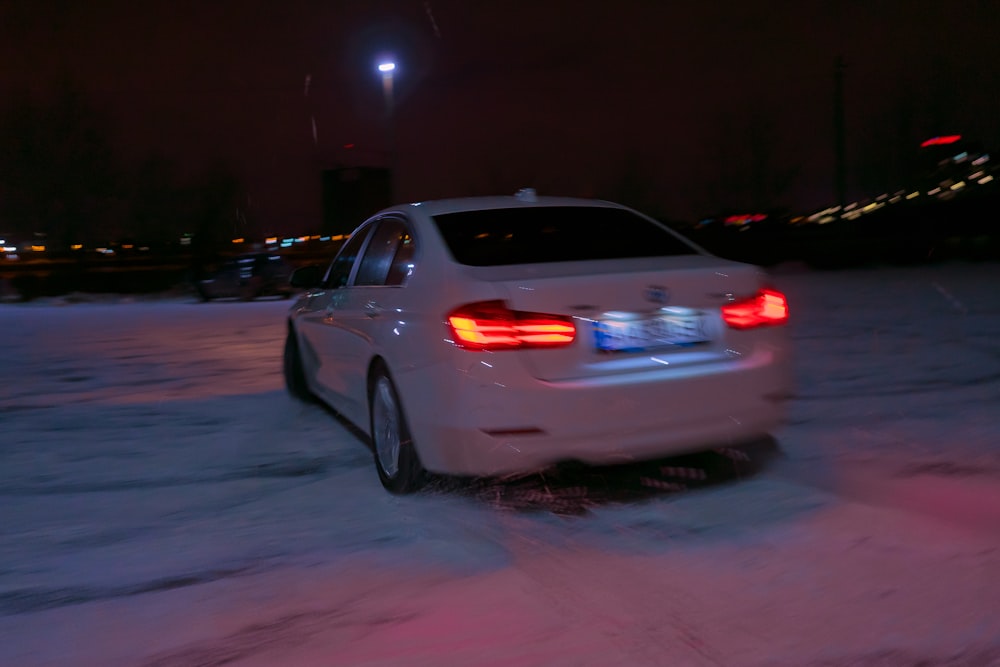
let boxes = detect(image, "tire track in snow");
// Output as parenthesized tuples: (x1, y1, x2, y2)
(500, 519, 728, 666)
(769, 458, 1000, 540)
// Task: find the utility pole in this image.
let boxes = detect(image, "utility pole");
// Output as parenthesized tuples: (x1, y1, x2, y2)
(833, 55, 847, 209)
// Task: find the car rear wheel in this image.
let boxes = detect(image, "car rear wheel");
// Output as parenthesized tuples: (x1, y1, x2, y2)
(283, 327, 312, 401)
(370, 365, 426, 494)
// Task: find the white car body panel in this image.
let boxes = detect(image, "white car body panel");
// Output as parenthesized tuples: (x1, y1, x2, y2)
(289, 195, 793, 477)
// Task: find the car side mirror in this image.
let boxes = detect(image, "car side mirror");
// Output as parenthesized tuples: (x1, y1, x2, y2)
(290, 264, 323, 288)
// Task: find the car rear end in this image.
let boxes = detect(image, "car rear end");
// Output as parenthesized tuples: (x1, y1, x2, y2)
(395, 198, 793, 476)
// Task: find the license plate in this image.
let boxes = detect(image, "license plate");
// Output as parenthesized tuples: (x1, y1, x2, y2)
(594, 311, 709, 352)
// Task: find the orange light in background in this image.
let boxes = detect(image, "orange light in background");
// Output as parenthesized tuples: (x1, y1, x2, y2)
(71, 244, 83, 250)
(31, 245, 45, 252)
(232, 238, 245, 244)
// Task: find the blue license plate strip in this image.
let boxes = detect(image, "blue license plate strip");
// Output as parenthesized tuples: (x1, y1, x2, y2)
(593, 313, 708, 352)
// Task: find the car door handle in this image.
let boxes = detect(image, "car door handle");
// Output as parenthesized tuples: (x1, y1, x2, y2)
(364, 301, 383, 318)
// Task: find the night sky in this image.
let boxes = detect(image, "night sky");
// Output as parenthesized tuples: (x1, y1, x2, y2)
(3, 0, 999, 236)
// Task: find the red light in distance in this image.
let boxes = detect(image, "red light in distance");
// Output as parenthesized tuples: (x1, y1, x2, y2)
(920, 135, 962, 148)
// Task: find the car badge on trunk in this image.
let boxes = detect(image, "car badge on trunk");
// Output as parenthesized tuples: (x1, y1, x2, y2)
(645, 285, 670, 304)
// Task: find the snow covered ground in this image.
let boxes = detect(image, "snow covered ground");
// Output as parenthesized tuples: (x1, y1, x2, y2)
(1, 262, 999, 666)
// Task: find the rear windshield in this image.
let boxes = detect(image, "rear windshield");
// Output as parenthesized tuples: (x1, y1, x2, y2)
(432, 206, 697, 267)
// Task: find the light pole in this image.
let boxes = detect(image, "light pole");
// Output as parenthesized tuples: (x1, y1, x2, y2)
(378, 61, 395, 113)
(377, 61, 396, 201)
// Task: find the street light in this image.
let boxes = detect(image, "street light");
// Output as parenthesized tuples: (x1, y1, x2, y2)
(377, 61, 397, 201)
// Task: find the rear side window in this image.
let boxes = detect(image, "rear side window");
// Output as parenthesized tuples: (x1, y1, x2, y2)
(355, 218, 416, 287)
(431, 206, 697, 266)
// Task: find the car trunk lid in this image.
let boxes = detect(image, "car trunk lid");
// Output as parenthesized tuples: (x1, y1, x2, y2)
(461, 255, 765, 382)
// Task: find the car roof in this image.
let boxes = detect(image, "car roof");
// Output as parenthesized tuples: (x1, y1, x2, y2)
(379, 194, 625, 218)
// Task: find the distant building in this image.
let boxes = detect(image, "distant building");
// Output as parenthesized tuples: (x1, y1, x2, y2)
(321, 167, 391, 236)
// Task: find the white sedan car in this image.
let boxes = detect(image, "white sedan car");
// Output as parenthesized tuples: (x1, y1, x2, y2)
(283, 190, 793, 493)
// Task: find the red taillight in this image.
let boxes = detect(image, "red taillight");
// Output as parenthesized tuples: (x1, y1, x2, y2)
(721, 288, 789, 329)
(447, 300, 576, 350)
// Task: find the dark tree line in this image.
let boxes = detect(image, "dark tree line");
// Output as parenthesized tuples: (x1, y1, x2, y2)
(0, 86, 242, 252)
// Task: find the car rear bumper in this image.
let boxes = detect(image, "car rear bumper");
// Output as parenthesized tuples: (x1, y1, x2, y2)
(397, 345, 793, 477)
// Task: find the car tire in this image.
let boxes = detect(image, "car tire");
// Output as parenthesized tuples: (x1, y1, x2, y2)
(370, 364, 426, 494)
(283, 327, 313, 402)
